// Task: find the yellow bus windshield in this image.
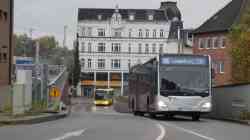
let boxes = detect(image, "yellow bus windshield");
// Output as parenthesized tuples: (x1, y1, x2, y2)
(95, 90, 112, 100)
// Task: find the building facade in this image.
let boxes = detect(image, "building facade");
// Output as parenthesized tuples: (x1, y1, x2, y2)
(77, 1, 182, 96)
(0, 0, 13, 86)
(193, 0, 249, 86)
(181, 29, 194, 54)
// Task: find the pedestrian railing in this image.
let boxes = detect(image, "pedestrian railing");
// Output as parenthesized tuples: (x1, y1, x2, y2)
(47, 68, 69, 112)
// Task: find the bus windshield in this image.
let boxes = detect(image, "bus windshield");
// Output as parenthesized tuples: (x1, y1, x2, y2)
(160, 66, 209, 97)
(95, 90, 112, 100)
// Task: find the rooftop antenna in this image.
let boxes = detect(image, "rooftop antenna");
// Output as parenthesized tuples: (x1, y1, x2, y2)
(63, 25, 68, 48)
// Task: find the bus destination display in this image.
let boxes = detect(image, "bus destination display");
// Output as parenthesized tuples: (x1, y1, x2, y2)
(160, 56, 208, 65)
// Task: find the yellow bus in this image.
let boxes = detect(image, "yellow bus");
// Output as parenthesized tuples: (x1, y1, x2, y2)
(94, 88, 114, 106)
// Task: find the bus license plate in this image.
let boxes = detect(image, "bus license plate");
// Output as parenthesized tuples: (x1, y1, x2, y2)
(178, 107, 192, 111)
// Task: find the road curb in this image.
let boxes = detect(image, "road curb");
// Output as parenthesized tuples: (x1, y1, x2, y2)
(204, 117, 250, 126)
(217, 118, 250, 126)
(0, 112, 68, 126)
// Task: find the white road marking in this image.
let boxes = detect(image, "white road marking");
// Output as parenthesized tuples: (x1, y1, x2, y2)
(164, 123, 216, 140)
(49, 129, 86, 140)
(91, 112, 131, 116)
(155, 123, 166, 140)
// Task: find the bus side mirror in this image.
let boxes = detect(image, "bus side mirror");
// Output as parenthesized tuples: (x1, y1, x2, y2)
(211, 69, 215, 79)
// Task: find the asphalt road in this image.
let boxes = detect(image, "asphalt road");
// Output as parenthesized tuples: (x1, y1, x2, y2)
(0, 98, 249, 140)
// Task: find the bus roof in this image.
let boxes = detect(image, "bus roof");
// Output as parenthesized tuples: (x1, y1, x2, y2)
(130, 54, 210, 72)
(160, 54, 209, 58)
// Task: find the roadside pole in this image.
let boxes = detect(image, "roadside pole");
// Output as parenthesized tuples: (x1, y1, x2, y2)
(35, 41, 43, 101)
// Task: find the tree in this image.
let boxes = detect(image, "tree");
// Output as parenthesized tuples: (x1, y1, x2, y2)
(14, 34, 35, 57)
(229, 5, 250, 83)
(72, 39, 81, 87)
(14, 34, 73, 68)
(35, 36, 59, 58)
(37, 36, 58, 49)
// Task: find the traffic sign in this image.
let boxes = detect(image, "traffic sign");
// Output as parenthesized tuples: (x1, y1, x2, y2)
(50, 87, 61, 97)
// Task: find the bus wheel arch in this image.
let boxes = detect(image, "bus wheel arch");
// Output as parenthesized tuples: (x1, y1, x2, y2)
(146, 96, 150, 111)
(131, 98, 135, 112)
(132, 99, 138, 115)
(192, 113, 200, 121)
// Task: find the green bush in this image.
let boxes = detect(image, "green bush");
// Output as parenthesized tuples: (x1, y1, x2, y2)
(2, 104, 12, 113)
(31, 100, 47, 112)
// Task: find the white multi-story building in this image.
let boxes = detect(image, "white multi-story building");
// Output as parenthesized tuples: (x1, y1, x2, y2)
(77, 1, 183, 96)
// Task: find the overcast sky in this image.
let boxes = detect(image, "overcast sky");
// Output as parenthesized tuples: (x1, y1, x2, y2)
(14, 0, 232, 49)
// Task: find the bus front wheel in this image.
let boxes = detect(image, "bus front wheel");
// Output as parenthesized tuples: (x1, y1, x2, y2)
(149, 113, 156, 118)
(192, 114, 200, 121)
(131, 99, 137, 115)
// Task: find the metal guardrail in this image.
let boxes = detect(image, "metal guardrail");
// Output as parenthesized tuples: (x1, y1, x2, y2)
(48, 68, 67, 86)
(210, 84, 250, 120)
(47, 68, 69, 111)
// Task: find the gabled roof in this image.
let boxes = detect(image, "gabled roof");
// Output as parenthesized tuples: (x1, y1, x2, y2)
(78, 8, 167, 21)
(193, 0, 246, 34)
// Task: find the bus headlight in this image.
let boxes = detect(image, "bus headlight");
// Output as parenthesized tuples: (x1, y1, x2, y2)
(201, 102, 212, 109)
(103, 101, 109, 105)
(158, 100, 167, 108)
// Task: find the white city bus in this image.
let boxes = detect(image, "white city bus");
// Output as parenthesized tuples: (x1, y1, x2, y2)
(128, 54, 212, 121)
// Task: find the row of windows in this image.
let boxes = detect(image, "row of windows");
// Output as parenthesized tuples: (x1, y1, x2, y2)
(96, 13, 154, 21)
(81, 42, 164, 54)
(81, 72, 129, 81)
(0, 9, 8, 21)
(80, 28, 165, 38)
(199, 37, 226, 49)
(212, 61, 225, 74)
(81, 59, 136, 69)
(128, 14, 154, 21)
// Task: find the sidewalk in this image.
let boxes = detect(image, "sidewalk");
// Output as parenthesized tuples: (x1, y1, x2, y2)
(0, 111, 68, 126)
(207, 116, 250, 126)
(71, 97, 93, 105)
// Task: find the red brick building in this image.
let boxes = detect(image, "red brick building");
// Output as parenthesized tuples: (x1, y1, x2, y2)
(193, 0, 249, 86)
(0, 0, 13, 86)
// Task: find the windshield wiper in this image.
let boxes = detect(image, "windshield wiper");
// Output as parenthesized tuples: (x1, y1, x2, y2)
(179, 87, 209, 97)
(160, 88, 209, 97)
(161, 89, 194, 96)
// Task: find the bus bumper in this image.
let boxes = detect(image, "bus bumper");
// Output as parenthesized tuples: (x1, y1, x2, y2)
(153, 111, 210, 116)
(94, 100, 113, 106)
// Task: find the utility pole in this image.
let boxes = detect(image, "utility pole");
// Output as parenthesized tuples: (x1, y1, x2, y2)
(24, 28, 34, 57)
(29, 28, 34, 39)
(35, 41, 40, 65)
(63, 25, 68, 48)
(35, 41, 40, 78)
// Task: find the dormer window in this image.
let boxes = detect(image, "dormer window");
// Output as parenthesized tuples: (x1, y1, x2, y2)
(98, 15, 102, 20)
(172, 17, 179, 21)
(111, 8, 122, 25)
(148, 15, 154, 20)
(129, 14, 135, 21)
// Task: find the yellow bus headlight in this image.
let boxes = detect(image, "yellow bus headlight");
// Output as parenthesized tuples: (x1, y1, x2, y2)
(103, 101, 109, 105)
